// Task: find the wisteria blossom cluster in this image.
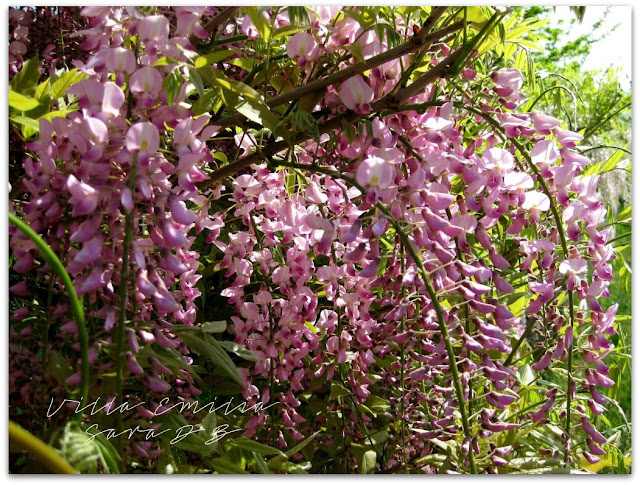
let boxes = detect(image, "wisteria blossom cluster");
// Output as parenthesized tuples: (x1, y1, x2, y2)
(9, 6, 619, 474)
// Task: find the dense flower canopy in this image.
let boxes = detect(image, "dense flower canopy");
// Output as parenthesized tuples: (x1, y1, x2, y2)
(8, 6, 623, 474)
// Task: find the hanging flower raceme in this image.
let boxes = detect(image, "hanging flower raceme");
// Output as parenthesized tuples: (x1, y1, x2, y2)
(9, 7, 220, 454)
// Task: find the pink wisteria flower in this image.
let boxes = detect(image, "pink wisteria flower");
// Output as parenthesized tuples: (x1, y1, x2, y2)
(105, 47, 136, 74)
(286, 32, 319, 68)
(126, 121, 160, 154)
(130, 67, 163, 95)
(137, 15, 170, 43)
(66, 174, 100, 216)
(554, 127, 584, 148)
(355, 156, 394, 191)
(530, 110, 561, 134)
(559, 258, 588, 290)
(482, 147, 515, 172)
(522, 191, 550, 211)
(503, 171, 534, 191)
(491, 68, 523, 94)
(102, 82, 126, 119)
(9, 7, 621, 473)
(339, 75, 374, 113)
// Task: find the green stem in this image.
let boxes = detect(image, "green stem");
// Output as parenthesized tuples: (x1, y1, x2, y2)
(504, 316, 537, 367)
(579, 144, 631, 155)
(9, 421, 77, 474)
(376, 203, 477, 474)
(9, 213, 89, 412)
(607, 231, 631, 245)
(114, 153, 138, 438)
(526, 85, 578, 112)
(583, 101, 631, 140)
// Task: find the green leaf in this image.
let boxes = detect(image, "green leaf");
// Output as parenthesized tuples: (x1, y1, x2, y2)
(364, 395, 390, 414)
(210, 457, 250, 474)
(235, 98, 286, 139)
(217, 340, 259, 362)
(91, 433, 123, 473)
(195, 50, 237, 69)
(345, 41, 365, 63)
(601, 145, 629, 173)
(278, 430, 322, 460)
(508, 457, 562, 470)
(9, 90, 41, 111)
(213, 151, 228, 164)
(463, 6, 490, 25)
(192, 90, 220, 116)
(162, 69, 183, 105)
(269, 460, 310, 474)
(251, 451, 271, 474)
(344, 123, 356, 143)
(209, 69, 288, 139)
(11, 110, 76, 135)
(360, 450, 376, 474)
(41, 110, 76, 122)
(211, 70, 262, 101)
(414, 453, 448, 466)
(272, 25, 308, 40)
(232, 438, 285, 457)
(287, 6, 311, 26)
(583, 161, 602, 176)
(47, 350, 74, 386)
(152, 56, 180, 67)
(50, 69, 86, 100)
(35, 78, 51, 100)
(202, 412, 218, 437)
(329, 382, 350, 400)
(368, 430, 388, 447)
(516, 364, 535, 386)
(10, 55, 40, 96)
(201, 320, 227, 333)
(617, 205, 632, 222)
(156, 447, 178, 474)
(179, 333, 245, 386)
(228, 57, 255, 72)
(10, 115, 40, 137)
(156, 412, 212, 456)
(201, 412, 219, 452)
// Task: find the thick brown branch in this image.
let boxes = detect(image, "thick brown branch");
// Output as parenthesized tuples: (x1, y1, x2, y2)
(200, 111, 360, 189)
(394, 11, 502, 104)
(201, 10, 499, 188)
(213, 20, 467, 130)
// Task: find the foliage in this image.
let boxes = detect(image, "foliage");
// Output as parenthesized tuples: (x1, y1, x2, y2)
(8, 6, 630, 474)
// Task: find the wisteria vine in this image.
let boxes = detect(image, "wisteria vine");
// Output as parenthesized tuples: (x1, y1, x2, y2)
(9, 6, 619, 474)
